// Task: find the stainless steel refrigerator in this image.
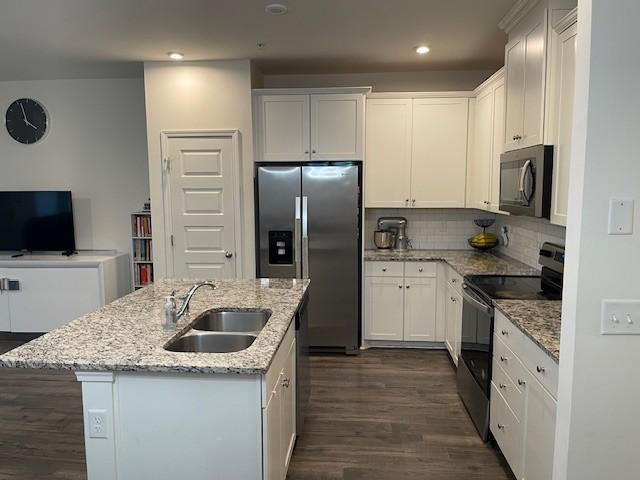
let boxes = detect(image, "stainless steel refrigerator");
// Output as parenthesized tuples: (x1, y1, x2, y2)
(255, 163, 361, 353)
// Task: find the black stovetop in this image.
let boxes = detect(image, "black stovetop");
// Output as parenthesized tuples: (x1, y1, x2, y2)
(465, 275, 562, 302)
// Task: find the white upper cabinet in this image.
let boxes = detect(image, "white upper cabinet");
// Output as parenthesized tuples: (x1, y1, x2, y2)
(411, 97, 469, 208)
(254, 89, 366, 163)
(310, 94, 364, 161)
(467, 70, 507, 213)
(504, 36, 527, 151)
(547, 12, 577, 226)
(364, 99, 413, 208)
(256, 95, 310, 162)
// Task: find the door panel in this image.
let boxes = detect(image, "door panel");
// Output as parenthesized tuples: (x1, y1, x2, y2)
(504, 37, 525, 151)
(166, 136, 238, 278)
(468, 89, 493, 210)
(403, 277, 436, 341)
(256, 166, 302, 279)
(7, 268, 101, 333)
(522, 374, 557, 480)
(282, 338, 297, 471)
(411, 98, 469, 208)
(263, 383, 282, 480)
(302, 165, 360, 349)
(490, 82, 506, 211)
(364, 99, 412, 208)
(258, 95, 310, 162)
(522, 19, 546, 148)
(364, 276, 404, 341)
(310, 94, 363, 160)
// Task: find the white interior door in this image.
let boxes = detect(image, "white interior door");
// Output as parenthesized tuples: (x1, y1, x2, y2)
(165, 134, 239, 279)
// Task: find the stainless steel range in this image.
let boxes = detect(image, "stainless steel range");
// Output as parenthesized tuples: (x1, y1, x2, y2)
(456, 243, 565, 440)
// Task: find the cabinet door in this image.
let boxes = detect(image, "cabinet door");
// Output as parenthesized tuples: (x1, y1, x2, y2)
(434, 264, 447, 342)
(263, 378, 283, 480)
(281, 337, 297, 473)
(0, 269, 10, 332)
(364, 276, 404, 341)
(489, 81, 506, 211)
(7, 267, 102, 333)
(403, 277, 436, 342)
(521, 17, 547, 148)
(504, 36, 525, 151)
(256, 95, 310, 162)
(550, 22, 577, 226)
(467, 89, 493, 210)
(364, 99, 412, 208)
(411, 98, 469, 208)
(444, 283, 461, 365)
(522, 373, 557, 480)
(310, 94, 363, 161)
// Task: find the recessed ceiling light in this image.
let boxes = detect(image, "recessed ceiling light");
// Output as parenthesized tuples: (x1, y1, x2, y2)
(415, 45, 430, 55)
(167, 52, 184, 60)
(265, 3, 288, 15)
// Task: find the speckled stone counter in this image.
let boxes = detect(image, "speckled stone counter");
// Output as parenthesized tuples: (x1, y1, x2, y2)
(364, 249, 538, 276)
(494, 300, 562, 363)
(0, 278, 309, 375)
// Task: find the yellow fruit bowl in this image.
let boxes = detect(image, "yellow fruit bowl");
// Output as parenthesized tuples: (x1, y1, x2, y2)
(468, 232, 499, 251)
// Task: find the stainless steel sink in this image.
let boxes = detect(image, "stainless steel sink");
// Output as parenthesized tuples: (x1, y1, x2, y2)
(165, 331, 257, 353)
(191, 310, 271, 333)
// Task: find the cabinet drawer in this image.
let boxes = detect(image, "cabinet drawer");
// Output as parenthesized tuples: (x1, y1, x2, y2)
(490, 383, 522, 477)
(404, 262, 437, 278)
(492, 357, 524, 420)
(446, 267, 463, 293)
(493, 334, 528, 393)
(364, 261, 403, 277)
(522, 336, 559, 398)
(494, 310, 524, 358)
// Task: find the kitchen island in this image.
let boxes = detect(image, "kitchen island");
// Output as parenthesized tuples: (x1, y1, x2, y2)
(0, 278, 310, 480)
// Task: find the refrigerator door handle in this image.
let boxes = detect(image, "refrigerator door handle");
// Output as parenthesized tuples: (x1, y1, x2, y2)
(295, 196, 302, 279)
(302, 196, 309, 279)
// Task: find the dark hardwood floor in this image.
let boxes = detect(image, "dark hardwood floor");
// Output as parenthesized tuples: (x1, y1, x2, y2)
(0, 341, 512, 480)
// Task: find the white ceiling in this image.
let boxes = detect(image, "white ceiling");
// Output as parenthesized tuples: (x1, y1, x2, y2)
(0, 0, 515, 81)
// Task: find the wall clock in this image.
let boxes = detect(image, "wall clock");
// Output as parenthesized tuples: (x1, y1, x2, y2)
(5, 98, 48, 144)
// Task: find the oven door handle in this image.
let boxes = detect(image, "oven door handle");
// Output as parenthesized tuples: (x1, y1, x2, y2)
(519, 159, 533, 205)
(462, 284, 493, 315)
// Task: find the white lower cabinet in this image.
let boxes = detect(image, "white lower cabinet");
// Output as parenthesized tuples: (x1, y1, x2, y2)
(444, 282, 462, 365)
(263, 325, 297, 480)
(364, 261, 439, 343)
(491, 310, 558, 480)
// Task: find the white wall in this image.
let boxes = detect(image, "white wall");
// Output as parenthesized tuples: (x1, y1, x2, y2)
(494, 215, 566, 268)
(143, 60, 255, 279)
(554, 1, 640, 478)
(263, 69, 496, 92)
(0, 78, 149, 253)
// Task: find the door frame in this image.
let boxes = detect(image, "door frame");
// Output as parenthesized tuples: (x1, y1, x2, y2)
(160, 129, 243, 278)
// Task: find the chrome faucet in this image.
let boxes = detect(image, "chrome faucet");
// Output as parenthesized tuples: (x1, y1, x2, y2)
(164, 281, 216, 330)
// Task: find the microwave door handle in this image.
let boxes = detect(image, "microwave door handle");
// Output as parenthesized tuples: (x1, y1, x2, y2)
(295, 196, 302, 279)
(519, 159, 533, 205)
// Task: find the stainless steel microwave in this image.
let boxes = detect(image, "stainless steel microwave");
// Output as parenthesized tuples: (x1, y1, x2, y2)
(499, 145, 554, 218)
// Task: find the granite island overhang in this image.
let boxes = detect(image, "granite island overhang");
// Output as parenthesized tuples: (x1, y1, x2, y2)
(0, 278, 310, 480)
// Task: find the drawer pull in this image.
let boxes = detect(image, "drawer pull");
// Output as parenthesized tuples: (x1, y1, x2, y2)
(451, 278, 457, 283)
(499, 383, 506, 389)
(382, 268, 387, 272)
(500, 356, 507, 363)
(497, 423, 505, 430)
(406, 285, 411, 289)
(398, 284, 403, 289)
(501, 330, 508, 335)
(536, 365, 546, 374)
(517, 379, 526, 386)
(418, 267, 423, 272)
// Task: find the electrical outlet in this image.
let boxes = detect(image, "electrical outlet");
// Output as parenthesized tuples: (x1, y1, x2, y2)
(601, 300, 640, 335)
(88, 409, 109, 439)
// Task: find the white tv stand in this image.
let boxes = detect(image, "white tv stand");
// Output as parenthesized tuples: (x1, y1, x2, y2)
(0, 252, 131, 333)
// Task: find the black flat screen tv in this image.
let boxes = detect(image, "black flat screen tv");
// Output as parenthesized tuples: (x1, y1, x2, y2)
(0, 191, 76, 252)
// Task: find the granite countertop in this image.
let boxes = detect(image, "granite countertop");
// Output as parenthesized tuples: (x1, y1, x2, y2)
(494, 300, 562, 363)
(0, 278, 309, 375)
(364, 249, 539, 276)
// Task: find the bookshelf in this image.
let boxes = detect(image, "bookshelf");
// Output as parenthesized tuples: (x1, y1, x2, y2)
(130, 211, 153, 289)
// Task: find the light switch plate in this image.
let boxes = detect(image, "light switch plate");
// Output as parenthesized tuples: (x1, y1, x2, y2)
(88, 409, 109, 439)
(608, 199, 634, 234)
(601, 300, 640, 335)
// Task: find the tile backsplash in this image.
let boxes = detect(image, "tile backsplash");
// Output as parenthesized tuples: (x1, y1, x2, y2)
(365, 208, 566, 269)
(494, 214, 566, 268)
(365, 208, 497, 250)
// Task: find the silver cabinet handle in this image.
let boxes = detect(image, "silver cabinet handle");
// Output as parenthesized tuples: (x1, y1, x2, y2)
(418, 267, 423, 272)
(304, 150, 309, 154)
(405, 198, 409, 205)
(500, 356, 507, 362)
(406, 285, 411, 289)
(450, 296, 457, 302)
(398, 284, 403, 289)
(536, 366, 546, 374)
(499, 383, 506, 389)
(412, 199, 416, 206)
(518, 379, 526, 386)
(501, 330, 508, 335)
(225, 251, 233, 258)
(282, 377, 290, 388)
(312, 149, 316, 154)
(497, 423, 505, 430)
(451, 278, 457, 283)
(382, 268, 387, 272)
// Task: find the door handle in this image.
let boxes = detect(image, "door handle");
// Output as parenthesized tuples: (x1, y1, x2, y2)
(302, 196, 309, 279)
(295, 197, 302, 279)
